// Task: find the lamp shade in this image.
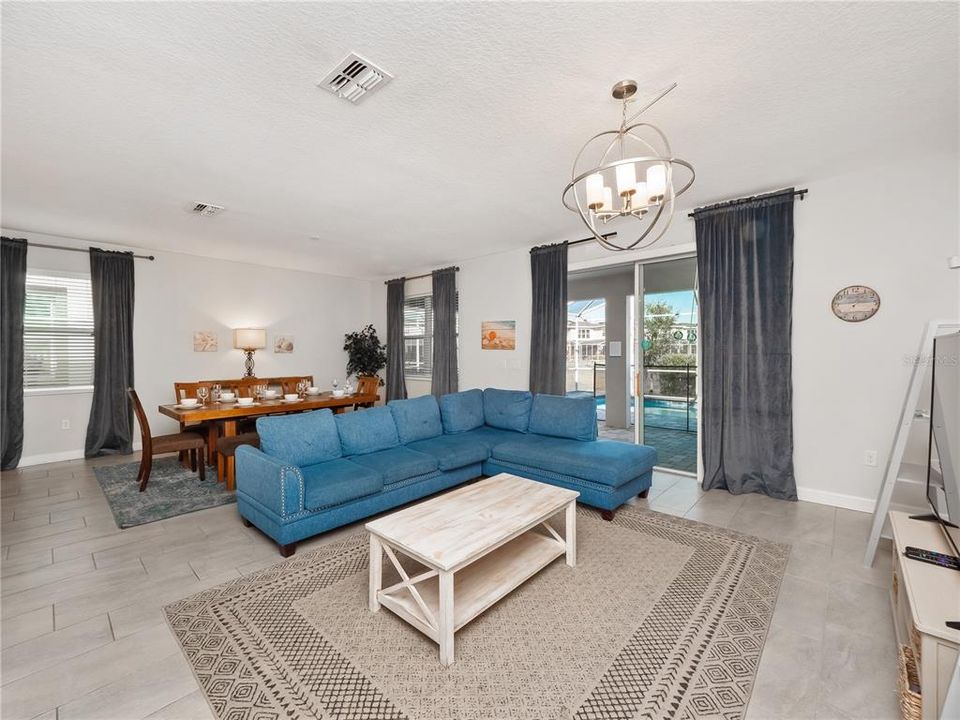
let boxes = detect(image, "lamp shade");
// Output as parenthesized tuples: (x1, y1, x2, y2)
(233, 328, 266, 350)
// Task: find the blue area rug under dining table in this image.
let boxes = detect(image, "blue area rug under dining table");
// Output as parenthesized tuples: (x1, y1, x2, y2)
(94, 457, 235, 528)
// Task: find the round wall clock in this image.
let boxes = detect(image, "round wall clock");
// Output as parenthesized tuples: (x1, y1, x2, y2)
(831, 285, 880, 322)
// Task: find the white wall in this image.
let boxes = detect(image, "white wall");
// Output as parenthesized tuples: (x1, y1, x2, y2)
(9, 229, 379, 465)
(389, 151, 959, 511)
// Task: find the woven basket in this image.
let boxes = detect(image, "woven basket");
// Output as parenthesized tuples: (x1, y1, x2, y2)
(910, 623, 922, 660)
(897, 645, 922, 720)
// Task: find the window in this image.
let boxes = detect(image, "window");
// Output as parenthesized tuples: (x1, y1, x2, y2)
(24, 272, 94, 390)
(403, 294, 458, 377)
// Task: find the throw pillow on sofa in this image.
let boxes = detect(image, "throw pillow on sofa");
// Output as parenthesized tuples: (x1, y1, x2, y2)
(388, 395, 443, 444)
(483, 388, 533, 433)
(528, 393, 598, 441)
(439, 388, 485, 433)
(256, 409, 342, 466)
(335, 406, 400, 456)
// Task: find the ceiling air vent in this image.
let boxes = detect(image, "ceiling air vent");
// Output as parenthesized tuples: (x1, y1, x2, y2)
(191, 202, 224, 217)
(319, 52, 392, 104)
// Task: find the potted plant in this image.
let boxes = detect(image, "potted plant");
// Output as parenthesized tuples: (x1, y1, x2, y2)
(343, 324, 387, 385)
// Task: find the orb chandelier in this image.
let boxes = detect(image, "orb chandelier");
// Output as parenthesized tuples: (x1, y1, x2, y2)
(562, 80, 695, 251)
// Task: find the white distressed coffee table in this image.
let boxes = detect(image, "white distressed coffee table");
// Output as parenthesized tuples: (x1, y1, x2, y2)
(366, 473, 579, 666)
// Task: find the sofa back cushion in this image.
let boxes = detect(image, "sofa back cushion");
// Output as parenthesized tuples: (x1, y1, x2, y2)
(256, 409, 342, 466)
(528, 393, 598, 441)
(439, 389, 485, 434)
(388, 395, 443, 444)
(483, 388, 533, 433)
(335, 406, 399, 456)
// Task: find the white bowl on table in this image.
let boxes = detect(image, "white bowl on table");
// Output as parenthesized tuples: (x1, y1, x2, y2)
(237, 397, 254, 407)
(283, 393, 299, 402)
(332, 389, 345, 398)
(263, 390, 279, 400)
(220, 392, 236, 402)
(180, 398, 198, 408)
(306, 387, 321, 395)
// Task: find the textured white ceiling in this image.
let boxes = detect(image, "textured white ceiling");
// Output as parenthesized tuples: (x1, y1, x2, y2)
(2, 2, 957, 279)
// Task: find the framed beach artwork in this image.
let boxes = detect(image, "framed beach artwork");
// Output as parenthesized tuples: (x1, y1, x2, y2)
(193, 330, 218, 352)
(274, 335, 295, 354)
(481, 320, 516, 350)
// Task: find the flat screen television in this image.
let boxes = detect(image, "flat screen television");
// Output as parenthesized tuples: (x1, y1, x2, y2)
(926, 330, 960, 556)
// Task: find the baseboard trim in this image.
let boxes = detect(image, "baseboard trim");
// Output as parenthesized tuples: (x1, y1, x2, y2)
(18, 443, 143, 468)
(18, 449, 87, 467)
(796, 486, 875, 513)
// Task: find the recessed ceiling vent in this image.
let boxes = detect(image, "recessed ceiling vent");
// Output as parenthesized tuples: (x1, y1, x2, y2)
(319, 52, 392, 104)
(191, 202, 224, 217)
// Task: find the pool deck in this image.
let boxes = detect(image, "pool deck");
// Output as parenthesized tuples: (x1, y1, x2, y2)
(597, 421, 698, 474)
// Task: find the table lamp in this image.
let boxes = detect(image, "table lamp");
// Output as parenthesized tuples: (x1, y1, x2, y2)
(233, 328, 266, 377)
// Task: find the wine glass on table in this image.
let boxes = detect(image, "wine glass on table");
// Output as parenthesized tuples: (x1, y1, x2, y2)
(197, 386, 209, 406)
(331, 378, 339, 393)
(297, 379, 308, 398)
(212, 383, 221, 403)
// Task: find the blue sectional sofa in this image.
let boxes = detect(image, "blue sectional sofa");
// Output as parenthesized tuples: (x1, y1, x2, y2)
(236, 388, 656, 555)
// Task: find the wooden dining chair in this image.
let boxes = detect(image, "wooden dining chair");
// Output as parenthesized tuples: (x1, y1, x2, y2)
(173, 382, 219, 465)
(128, 388, 206, 492)
(354, 375, 380, 409)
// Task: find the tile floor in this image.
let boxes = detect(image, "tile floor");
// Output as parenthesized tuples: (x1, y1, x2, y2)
(0, 454, 897, 720)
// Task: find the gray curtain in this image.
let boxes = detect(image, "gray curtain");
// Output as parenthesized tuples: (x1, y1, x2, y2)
(385, 277, 407, 402)
(85, 248, 135, 457)
(431, 267, 458, 398)
(695, 190, 797, 500)
(529, 242, 568, 395)
(1, 237, 28, 469)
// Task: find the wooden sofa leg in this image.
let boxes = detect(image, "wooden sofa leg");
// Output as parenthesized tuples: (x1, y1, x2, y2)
(240, 517, 252, 527)
(601, 509, 616, 521)
(278, 543, 296, 558)
(638, 488, 649, 498)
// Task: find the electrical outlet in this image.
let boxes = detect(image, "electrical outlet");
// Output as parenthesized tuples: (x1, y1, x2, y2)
(864, 450, 878, 467)
(60, 419, 71, 430)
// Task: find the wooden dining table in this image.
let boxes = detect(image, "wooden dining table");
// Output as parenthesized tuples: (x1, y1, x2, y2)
(158, 390, 379, 490)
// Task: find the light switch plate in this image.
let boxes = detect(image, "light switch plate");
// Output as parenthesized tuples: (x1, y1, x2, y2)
(609, 341, 622, 357)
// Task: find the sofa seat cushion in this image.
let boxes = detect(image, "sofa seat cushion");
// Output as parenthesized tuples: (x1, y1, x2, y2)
(302, 459, 383, 510)
(388, 395, 443, 444)
(439, 389, 485, 434)
(491, 436, 657, 487)
(335, 406, 399, 456)
(256, 409, 341, 466)
(347, 446, 439, 485)
(406, 433, 490, 471)
(528, 394, 597, 441)
(483, 388, 533, 432)
(458, 425, 523, 451)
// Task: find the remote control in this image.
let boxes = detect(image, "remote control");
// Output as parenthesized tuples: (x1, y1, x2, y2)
(904, 546, 960, 571)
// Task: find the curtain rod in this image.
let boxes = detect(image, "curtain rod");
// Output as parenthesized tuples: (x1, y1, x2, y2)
(688, 188, 808, 217)
(23, 241, 156, 261)
(532, 232, 618, 252)
(384, 266, 459, 284)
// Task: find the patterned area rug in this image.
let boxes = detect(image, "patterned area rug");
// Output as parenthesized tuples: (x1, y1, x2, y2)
(94, 457, 234, 528)
(165, 506, 788, 720)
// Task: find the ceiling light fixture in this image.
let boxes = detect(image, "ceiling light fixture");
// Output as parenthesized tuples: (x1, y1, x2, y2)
(562, 80, 695, 251)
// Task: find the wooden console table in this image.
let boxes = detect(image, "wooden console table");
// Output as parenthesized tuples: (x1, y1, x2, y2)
(889, 511, 960, 719)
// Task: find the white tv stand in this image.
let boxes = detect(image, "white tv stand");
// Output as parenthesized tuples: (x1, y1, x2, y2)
(889, 512, 960, 718)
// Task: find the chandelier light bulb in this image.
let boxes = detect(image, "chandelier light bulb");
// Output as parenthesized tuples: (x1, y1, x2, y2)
(646, 164, 667, 200)
(602, 186, 613, 211)
(616, 163, 637, 197)
(634, 182, 648, 207)
(586, 173, 605, 210)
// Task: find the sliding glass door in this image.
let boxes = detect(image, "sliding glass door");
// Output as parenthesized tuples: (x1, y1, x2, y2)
(633, 256, 699, 474)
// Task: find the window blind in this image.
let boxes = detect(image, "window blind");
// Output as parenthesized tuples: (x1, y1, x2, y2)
(23, 272, 95, 389)
(403, 293, 458, 377)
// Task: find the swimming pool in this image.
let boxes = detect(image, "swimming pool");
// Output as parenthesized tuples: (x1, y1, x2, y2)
(595, 395, 697, 432)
